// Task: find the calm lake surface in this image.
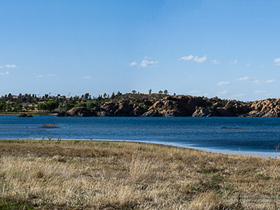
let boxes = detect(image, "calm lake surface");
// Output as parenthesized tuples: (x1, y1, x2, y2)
(1, 115, 280, 157)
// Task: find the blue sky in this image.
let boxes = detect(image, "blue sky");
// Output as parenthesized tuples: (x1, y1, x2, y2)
(0, 0, 280, 101)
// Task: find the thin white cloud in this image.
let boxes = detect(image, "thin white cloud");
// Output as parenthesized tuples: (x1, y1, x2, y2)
(83, 76, 91, 79)
(5, 64, 16, 68)
(130, 58, 158, 68)
(47, 74, 56, 77)
(230, 60, 238, 64)
(252, 80, 262, 84)
(193, 55, 207, 63)
(274, 58, 280, 65)
(140, 60, 158, 67)
(254, 90, 266, 94)
(217, 90, 228, 96)
(237, 76, 249, 81)
(252, 79, 275, 84)
(179, 55, 194, 61)
(212, 60, 219, 64)
(36, 75, 44, 78)
(130, 61, 137, 67)
(0, 71, 9, 75)
(265, 79, 275, 83)
(217, 81, 230, 86)
(0, 66, 3, 69)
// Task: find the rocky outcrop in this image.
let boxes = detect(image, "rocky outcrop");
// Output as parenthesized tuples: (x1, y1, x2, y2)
(18, 113, 33, 117)
(141, 95, 205, 117)
(248, 99, 280, 117)
(55, 95, 280, 117)
(56, 111, 69, 117)
(99, 101, 148, 116)
(67, 107, 96, 117)
(192, 107, 213, 117)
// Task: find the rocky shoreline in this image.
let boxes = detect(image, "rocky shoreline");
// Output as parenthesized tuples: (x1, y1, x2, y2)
(56, 95, 280, 117)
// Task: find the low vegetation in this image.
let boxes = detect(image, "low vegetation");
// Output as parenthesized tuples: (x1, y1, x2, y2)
(0, 139, 280, 209)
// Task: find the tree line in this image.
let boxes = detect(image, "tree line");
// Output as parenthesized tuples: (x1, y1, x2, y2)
(0, 90, 170, 113)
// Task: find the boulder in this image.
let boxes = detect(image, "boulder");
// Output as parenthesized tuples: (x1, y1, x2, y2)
(161, 110, 183, 117)
(97, 111, 109, 117)
(248, 110, 263, 117)
(67, 107, 96, 117)
(132, 105, 147, 116)
(18, 113, 33, 117)
(101, 102, 119, 115)
(114, 102, 134, 116)
(56, 111, 69, 117)
(141, 110, 162, 117)
(192, 107, 213, 117)
(262, 112, 275, 117)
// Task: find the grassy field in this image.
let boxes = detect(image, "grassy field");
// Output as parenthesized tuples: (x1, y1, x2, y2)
(0, 139, 280, 209)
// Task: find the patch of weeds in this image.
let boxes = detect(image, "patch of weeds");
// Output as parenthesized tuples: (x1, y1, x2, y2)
(198, 167, 220, 174)
(40, 201, 55, 209)
(255, 173, 270, 180)
(56, 136, 62, 144)
(0, 198, 35, 210)
(212, 175, 224, 182)
(39, 136, 45, 144)
(73, 140, 80, 144)
(102, 202, 138, 210)
(11, 170, 24, 179)
(48, 136, 53, 141)
(191, 178, 222, 193)
(137, 146, 147, 151)
(111, 144, 124, 149)
(224, 183, 232, 191)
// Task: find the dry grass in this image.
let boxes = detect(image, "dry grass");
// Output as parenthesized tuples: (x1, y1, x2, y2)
(0, 139, 280, 209)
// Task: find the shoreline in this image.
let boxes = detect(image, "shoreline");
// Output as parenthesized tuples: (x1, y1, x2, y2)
(3, 138, 278, 158)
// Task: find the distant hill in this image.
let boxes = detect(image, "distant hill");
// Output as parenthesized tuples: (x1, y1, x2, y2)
(1, 93, 280, 117)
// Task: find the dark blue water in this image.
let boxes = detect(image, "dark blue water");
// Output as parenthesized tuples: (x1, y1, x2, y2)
(1, 115, 280, 156)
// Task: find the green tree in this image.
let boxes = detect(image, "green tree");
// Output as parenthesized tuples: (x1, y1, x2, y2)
(84, 93, 89, 100)
(15, 104, 23, 112)
(65, 102, 75, 111)
(116, 91, 122, 96)
(37, 103, 46, 111)
(0, 102, 5, 111)
(45, 100, 57, 112)
(111, 92, 115, 99)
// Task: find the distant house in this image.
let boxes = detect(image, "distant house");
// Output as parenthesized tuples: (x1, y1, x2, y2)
(12, 95, 18, 98)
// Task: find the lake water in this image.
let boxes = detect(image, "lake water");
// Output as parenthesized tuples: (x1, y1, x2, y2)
(1, 115, 280, 157)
